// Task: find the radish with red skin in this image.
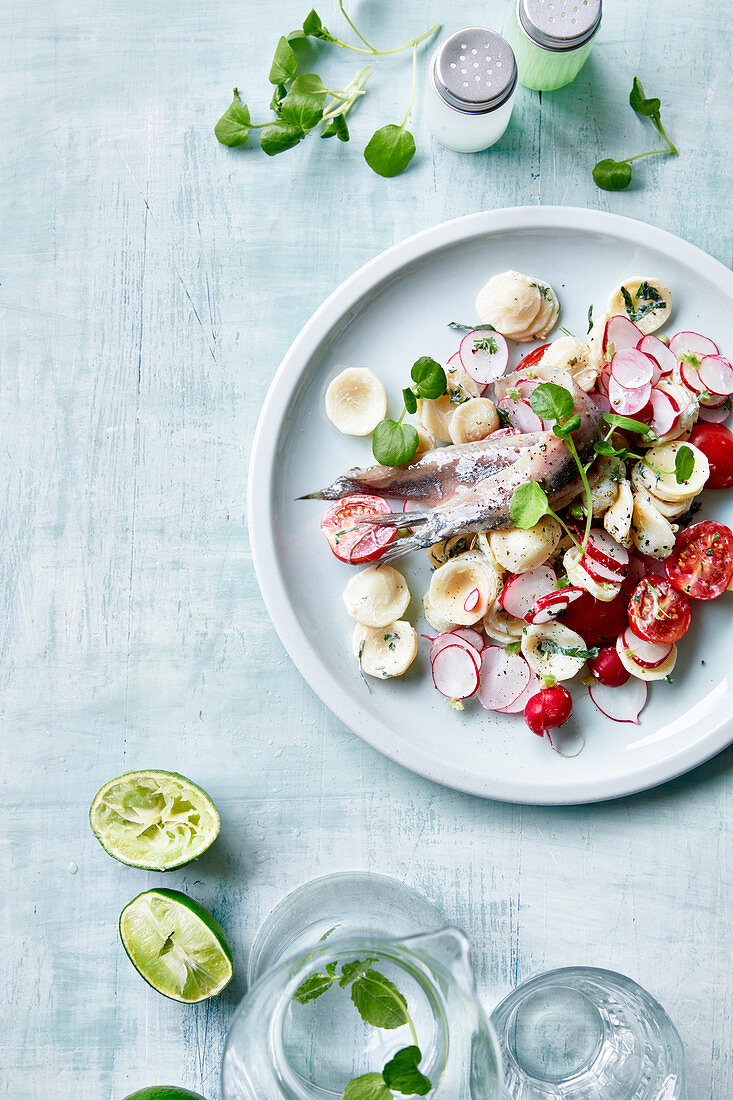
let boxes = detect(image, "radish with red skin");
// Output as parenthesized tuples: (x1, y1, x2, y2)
(679, 362, 705, 394)
(464, 588, 481, 613)
(580, 554, 624, 586)
(586, 530, 629, 570)
(647, 389, 679, 437)
(610, 349, 654, 389)
(608, 376, 652, 416)
(590, 392, 612, 415)
(509, 399, 544, 433)
(699, 403, 731, 424)
(458, 330, 509, 386)
(450, 627, 485, 652)
(589, 646, 630, 687)
(495, 669, 541, 714)
(604, 315, 643, 355)
(699, 389, 729, 409)
(430, 634, 482, 673)
(669, 331, 719, 360)
(432, 644, 480, 699)
(589, 679, 648, 724)
(477, 647, 531, 712)
(638, 334, 677, 374)
(527, 586, 584, 625)
(699, 355, 733, 396)
(621, 627, 673, 669)
(499, 567, 557, 622)
(523, 686, 573, 737)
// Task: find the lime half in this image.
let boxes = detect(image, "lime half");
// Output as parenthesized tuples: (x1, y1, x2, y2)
(120, 889, 233, 1002)
(90, 770, 220, 871)
(124, 1090, 208, 1100)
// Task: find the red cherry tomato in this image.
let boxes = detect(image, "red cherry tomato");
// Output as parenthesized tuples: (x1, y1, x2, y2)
(665, 520, 733, 600)
(516, 344, 550, 372)
(320, 495, 396, 564)
(689, 423, 733, 489)
(588, 646, 630, 687)
(524, 686, 572, 737)
(627, 576, 691, 643)
(561, 590, 628, 646)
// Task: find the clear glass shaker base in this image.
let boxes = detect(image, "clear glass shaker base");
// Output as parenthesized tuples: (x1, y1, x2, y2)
(490, 967, 685, 1099)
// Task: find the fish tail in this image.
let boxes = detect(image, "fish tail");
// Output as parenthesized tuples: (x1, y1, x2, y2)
(361, 510, 431, 529)
(379, 530, 435, 562)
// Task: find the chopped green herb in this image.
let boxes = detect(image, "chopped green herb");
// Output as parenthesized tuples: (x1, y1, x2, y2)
(674, 444, 695, 484)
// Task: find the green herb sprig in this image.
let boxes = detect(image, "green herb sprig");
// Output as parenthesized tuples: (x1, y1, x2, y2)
(215, 6, 440, 176)
(372, 357, 446, 466)
(294, 958, 434, 1098)
(593, 77, 678, 191)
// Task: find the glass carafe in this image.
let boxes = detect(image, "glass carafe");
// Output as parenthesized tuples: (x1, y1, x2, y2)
(221, 873, 503, 1099)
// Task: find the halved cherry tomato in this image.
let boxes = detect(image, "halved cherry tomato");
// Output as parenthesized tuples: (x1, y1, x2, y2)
(516, 344, 550, 372)
(689, 423, 733, 489)
(320, 494, 396, 564)
(561, 590, 628, 646)
(628, 576, 691, 643)
(665, 520, 733, 600)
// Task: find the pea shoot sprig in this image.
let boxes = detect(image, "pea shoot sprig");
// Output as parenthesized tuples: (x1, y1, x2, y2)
(372, 357, 447, 467)
(593, 77, 678, 191)
(215, 5, 440, 177)
(593, 412, 695, 484)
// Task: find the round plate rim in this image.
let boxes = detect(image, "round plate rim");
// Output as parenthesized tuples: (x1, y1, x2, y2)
(248, 205, 733, 805)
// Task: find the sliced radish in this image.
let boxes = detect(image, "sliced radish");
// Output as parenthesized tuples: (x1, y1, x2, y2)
(679, 361, 705, 394)
(528, 586, 584, 625)
(604, 315, 643, 355)
(430, 633, 482, 674)
(499, 567, 556, 622)
(432, 644, 480, 699)
(699, 355, 733, 396)
(459, 330, 509, 386)
(477, 647, 531, 712)
(621, 627, 672, 669)
(463, 588, 481, 613)
(581, 554, 625, 585)
(516, 378, 540, 400)
(586, 530, 629, 570)
(510, 399, 544, 433)
(699, 389, 729, 409)
(495, 669, 541, 714)
(638, 334, 677, 375)
(610, 348, 654, 389)
(699, 403, 731, 423)
(590, 392, 612, 415)
(669, 331, 719, 360)
(451, 627, 485, 652)
(608, 376, 652, 416)
(490, 426, 521, 439)
(589, 679, 648, 724)
(647, 388, 679, 437)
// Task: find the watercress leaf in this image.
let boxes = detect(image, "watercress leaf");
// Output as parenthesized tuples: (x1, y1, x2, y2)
(342, 1074, 392, 1100)
(269, 35, 298, 84)
(351, 969, 409, 1030)
(270, 82, 287, 112)
(552, 413, 581, 438)
(287, 28, 307, 42)
(629, 76, 661, 123)
(292, 971, 336, 1004)
(259, 121, 305, 156)
(403, 387, 418, 415)
(529, 382, 574, 422)
(674, 443, 695, 484)
(382, 1046, 432, 1096)
(364, 124, 416, 178)
(303, 9, 335, 41)
(279, 92, 324, 132)
(601, 412, 652, 435)
(592, 158, 633, 192)
(540, 639, 600, 660)
(587, 304, 593, 334)
(372, 420, 419, 467)
(214, 89, 251, 148)
(447, 321, 496, 332)
(321, 113, 350, 141)
(411, 356, 446, 399)
(509, 482, 549, 529)
(290, 73, 328, 101)
(594, 439, 625, 457)
(338, 958, 377, 988)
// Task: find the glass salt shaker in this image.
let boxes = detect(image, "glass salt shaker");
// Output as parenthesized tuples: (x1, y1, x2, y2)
(424, 28, 518, 153)
(503, 0, 602, 92)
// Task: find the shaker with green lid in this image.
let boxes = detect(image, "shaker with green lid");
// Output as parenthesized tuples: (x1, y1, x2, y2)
(503, 0, 602, 92)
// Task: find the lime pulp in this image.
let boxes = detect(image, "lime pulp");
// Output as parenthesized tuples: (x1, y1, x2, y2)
(119, 888, 233, 1003)
(90, 770, 220, 871)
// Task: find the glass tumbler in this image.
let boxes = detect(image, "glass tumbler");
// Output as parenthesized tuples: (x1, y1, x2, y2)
(490, 966, 685, 1099)
(221, 873, 503, 1100)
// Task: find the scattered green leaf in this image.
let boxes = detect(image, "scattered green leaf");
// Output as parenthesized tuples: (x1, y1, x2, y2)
(293, 970, 336, 1004)
(592, 158, 633, 191)
(364, 124, 416, 177)
(214, 89, 252, 147)
(351, 969, 410, 1030)
(510, 482, 550, 529)
(259, 120, 305, 156)
(382, 1046, 431, 1096)
(601, 411, 653, 435)
(674, 444, 695, 484)
(279, 91, 324, 131)
(587, 304, 594, 334)
(372, 420, 419, 467)
(411, 356, 446, 399)
(342, 1074, 392, 1100)
(269, 35, 298, 84)
(529, 382, 575, 422)
(321, 113, 350, 141)
(592, 77, 677, 192)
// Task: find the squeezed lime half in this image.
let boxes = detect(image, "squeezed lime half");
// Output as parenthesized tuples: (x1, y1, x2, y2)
(90, 770, 220, 871)
(119, 888, 233, 1002)
(124, 1089, 208, 1100)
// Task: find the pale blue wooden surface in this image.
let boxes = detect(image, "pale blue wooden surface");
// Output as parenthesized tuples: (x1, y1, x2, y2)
(1, 1, 731, 1097)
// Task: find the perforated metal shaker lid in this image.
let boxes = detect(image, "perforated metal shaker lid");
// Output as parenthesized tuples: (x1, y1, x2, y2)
(432, 29, 518, 114)
(518, 0, 602, 51)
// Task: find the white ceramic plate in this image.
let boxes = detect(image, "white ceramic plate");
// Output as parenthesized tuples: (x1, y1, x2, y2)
(248, 207, 733, 804)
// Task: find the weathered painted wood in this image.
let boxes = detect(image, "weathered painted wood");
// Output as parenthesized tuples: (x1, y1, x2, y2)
(0, 0, 730, 1097)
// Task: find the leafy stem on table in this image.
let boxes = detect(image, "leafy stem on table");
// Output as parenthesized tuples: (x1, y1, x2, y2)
(372, 356, 447, 466)
(214, 6, 439, 176)
(294, 958, 433, 1097)
(593, 76, 678, 191)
